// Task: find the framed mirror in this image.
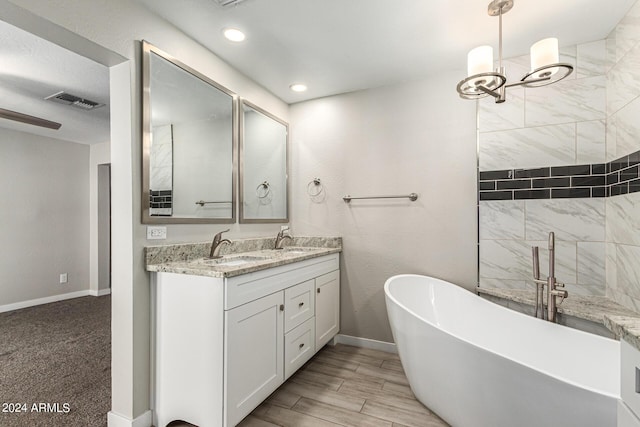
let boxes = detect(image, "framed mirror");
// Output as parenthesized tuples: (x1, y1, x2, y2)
(239, 100, 289, 223)
(142, 41, 236, 223)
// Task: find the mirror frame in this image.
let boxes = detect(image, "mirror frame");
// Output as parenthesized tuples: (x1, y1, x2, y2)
(141, 40, 238, 224)
(238, 99, 290, 224)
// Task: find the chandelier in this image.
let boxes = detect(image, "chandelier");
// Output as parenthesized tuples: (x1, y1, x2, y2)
(456, 0, 573, 103)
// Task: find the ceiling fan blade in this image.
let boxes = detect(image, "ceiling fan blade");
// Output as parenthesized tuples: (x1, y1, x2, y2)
(0, 108, 61, 130)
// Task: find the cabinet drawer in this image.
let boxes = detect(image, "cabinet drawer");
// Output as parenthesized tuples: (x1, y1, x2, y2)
(284, 317, 315, 380)
(284, 280, 315, 332)
(622, 340, 640, 420)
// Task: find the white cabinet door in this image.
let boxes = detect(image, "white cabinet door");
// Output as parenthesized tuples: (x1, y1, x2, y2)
(619, 401, 640, 427)
(622, 339, 640, 420)
(315, 269, 340, 349)
(225, 291, 284, 426)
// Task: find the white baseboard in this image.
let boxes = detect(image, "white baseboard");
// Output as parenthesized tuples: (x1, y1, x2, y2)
(89, 288, 111, 297)
(0, 290, 91, 313)
(108, 410, 152, 427)
(334, 334, 397, 354)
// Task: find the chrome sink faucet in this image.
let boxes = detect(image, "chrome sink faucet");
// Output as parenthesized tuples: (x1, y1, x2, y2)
(209, 229, 231, 259)
(274, 226, 292, 249)
(532, 232, 568, 322)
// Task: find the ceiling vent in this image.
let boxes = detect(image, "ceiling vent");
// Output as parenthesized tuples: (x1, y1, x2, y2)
(214, 0, 248, 7)
(44, 91, 105, 110)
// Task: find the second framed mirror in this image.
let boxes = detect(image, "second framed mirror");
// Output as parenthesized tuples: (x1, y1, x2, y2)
(239, 100, 289, 223)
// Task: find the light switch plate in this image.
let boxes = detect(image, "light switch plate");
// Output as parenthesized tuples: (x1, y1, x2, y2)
(147, 226, 167, 240)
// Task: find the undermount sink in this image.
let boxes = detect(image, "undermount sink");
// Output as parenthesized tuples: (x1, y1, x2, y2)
(198, 255, 269, 267)
(279, 247, 322, 254)
(189, 247, 325, 268)
(258, 247, 322, 256)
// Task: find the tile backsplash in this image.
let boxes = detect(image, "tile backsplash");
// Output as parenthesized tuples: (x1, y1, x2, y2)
(479, 149, 640, 201)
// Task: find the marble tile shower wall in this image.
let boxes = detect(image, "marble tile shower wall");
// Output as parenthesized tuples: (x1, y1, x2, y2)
(606, 0, 640, 312)
(479, 40, 609, 299)
(480, 0, 640, 312)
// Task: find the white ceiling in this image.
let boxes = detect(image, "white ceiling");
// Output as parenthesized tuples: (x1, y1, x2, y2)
(0, 19, 109, 145)
(136, 0, 637, 104)
(0, 0, 635, 144)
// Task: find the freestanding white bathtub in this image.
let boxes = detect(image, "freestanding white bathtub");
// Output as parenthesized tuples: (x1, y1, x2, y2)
(384, 274, 620, 427)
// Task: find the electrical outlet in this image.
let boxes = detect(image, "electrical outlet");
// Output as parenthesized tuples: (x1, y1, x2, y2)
(280, 225, 289, 231)
(59, 273, 68, 284)
(147, 226, 167, 240)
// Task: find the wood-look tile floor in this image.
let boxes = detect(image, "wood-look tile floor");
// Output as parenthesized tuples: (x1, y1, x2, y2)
(238, 344, 449, 427)
(168, 344, 448, 427)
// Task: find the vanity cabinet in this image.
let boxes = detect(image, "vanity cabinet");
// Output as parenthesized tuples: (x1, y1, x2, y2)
(619, 339, 640, 427)
(152, 253, 339, 427)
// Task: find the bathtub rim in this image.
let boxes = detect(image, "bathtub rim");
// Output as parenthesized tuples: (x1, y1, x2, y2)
(384, 273, 620, 399)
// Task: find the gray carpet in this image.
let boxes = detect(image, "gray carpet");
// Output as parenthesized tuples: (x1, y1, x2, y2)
(0, 295, 111, 427)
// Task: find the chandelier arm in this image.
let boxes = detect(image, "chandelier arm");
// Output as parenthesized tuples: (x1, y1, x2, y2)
(505, 76, 550, 88)
(477, 85, 502, 99)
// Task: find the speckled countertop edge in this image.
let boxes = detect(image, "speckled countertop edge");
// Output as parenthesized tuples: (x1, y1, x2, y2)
(478, 287, 640, 348)
(604, 315, 640, 351)
(145, 236, 341, 278)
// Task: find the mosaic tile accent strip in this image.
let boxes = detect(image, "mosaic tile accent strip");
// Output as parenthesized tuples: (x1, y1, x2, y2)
(150, 189, 172, 216)
(479, 149, 640, 201)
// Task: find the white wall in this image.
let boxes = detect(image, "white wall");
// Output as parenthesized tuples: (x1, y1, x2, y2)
(290, 71, 478, 342)
(0, 127, 89, 307)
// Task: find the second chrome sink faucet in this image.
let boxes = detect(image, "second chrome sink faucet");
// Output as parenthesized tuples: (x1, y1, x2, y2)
(274, 226, 292, 249)
(209, 229, 231, 259)
(532, 231, 569, 323)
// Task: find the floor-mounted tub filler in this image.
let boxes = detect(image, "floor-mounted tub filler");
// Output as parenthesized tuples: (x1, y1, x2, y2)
(384, 274, 620, 427)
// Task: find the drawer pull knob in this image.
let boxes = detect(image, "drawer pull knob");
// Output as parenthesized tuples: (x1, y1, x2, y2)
(299, 343, 305, 349)
(317, 288, 321, 294)
(299, 302, 304, 307)
(279, 304, 284, 311)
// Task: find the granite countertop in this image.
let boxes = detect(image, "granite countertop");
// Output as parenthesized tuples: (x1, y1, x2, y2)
(478, 287, 640, 349)
(604, 315, 640, 351)
(145, 236, 341, 278)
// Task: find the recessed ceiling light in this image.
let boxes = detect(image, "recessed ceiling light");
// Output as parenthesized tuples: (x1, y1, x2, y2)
(223, 28, 246, 42)
(290, 83, 307, 92)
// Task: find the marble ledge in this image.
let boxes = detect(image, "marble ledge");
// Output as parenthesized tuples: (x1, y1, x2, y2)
(145, 236, 342, 278)
(477, 287, 640, 347)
